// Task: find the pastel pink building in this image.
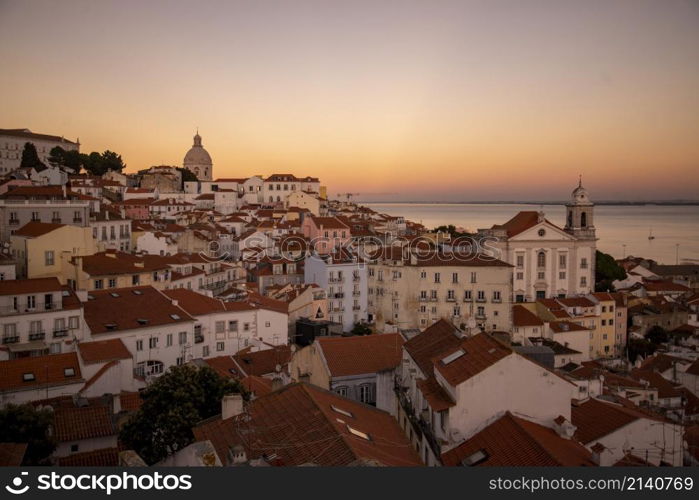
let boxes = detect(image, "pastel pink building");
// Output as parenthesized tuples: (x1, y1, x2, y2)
(301, 216, 351, 254)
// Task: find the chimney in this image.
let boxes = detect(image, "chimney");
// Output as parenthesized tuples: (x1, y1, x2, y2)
(552, 415, 576, 439)
(221, 393, 244, 420)
(590, 442, 613, 466)
(271, 376, 284, 392)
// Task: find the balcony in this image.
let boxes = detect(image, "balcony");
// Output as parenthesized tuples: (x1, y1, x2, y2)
(29, 331, 46, 341)
(53, 329, 69, 338)
(352, 291, 361, 297)
(2, 336, 19, 344)
(352, 305, 361, 311)
(51, 218, 62, 223)
(9, 219, 19, 226)
(446, 297, 455, 302)
(353, 275, 361, 282)
(328, 277, 344, 284)
(475, 297, 486, 303)
(463, 297, 473, 302)
(492, 298, 502, 303)
(333, 293, 345, 299)
(418, 296, 428, 302)
(194, 334, 204, 344)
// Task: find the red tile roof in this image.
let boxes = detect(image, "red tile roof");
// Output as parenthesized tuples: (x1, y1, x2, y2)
(77, 339, 132, 364)
(13, 221, 65, 238)
(233, 346, 292, 377)
(491, 211, 563, 238)
(241, 375, 274, 397)
(433, 333, 512, 387)
(441, 412, 595, 466)
(84, 286, 193, 334)
(0, 353, 82, 392)
(317, 334, 404, 377)
(193, 383, 422, 466)
(416, 377, 455, 412)
(53, 406, 116, 442)
(513, 305, 544, 327)
(0, 277, 62, 296)
(57, 447, 119, 466)
(163, 288, 227, 315)
(571, 398, 665, 444)
(403, 319, 462, 376)
(119, 392, 143, 412)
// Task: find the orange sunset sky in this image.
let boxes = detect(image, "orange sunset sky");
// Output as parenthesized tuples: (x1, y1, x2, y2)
(1, 0, 698, 201)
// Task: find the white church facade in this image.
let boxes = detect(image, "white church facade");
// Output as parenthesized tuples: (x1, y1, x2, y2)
(479, 180, 597, 301)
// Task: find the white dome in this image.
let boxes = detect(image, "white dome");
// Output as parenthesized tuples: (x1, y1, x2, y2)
(183, 133, 212, 167)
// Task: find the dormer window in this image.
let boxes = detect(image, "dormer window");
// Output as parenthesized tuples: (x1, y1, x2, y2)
(22, 373, 35, 382)
(64, 368, 75, 377)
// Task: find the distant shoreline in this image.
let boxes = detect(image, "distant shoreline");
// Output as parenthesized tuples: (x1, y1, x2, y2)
(361, 201, 699, 206)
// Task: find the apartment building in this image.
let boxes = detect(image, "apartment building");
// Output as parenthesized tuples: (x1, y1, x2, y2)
(368, 249, 513, 332)
(0, 186, 91, 241)
(304, 252, 368, 332)
(0, 278, 85, 360)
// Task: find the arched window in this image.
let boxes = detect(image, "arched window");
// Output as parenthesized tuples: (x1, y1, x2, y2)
(537, 251, 546, 268)
(581, 212, 587, 228)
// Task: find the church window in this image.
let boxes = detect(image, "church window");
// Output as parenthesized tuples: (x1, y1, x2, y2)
(537, 251, 546, 268)
(581, 212, 587, 227)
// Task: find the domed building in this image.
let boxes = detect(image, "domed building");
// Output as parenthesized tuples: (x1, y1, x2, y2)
(183, 131, 213, 181)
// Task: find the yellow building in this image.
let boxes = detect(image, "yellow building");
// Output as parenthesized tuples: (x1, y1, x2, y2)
(10, 222, 96, 280)
(590, 292, 619, 357)
(66, 251, 170, 291)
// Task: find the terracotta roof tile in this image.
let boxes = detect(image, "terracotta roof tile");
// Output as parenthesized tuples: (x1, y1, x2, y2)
(0, 353, 82, 392)
(77, 339, 131, 364)
(513, 305, 544, 327)
(193, 383, 422, 466)
(53, 406, 115, 442)
(441, 412, 595, 466)
(317, 334, 404, 377)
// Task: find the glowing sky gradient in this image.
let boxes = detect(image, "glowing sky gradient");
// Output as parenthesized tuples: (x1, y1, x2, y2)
(1, 0, 698, 201)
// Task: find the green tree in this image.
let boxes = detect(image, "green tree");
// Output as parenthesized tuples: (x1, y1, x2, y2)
(645, 325, 668, 345)
(627, 338, 657, 364)
(176, 167, 198, 189)
(351, 322, 372, 336)
(20, 142, 46, 171)
(82, 150, 126, 176)
(119, 364, 244, 464)
(0, 404, 56, 465)
(595, 250, 627, 292)
(48, 146, 84, 172)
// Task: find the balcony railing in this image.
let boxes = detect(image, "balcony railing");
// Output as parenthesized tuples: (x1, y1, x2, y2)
(352, 291, 361, 297)
(333, 293, 345, 299)
(53, 329, 69, 338)
(194, 334, 204, 344)
(352, 305, 361, 311)
(418, 296, 428, 302)
(29, 331, 46, 341)
(446, 297, 456, 302)
(492, 298, 502, 303)
(9, 219, 19, 226)
(2, 336, 19, 344)
(475, 297, 486, 303)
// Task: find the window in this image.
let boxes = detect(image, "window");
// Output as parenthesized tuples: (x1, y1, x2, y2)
(176, 357, 184, 366)
(215, 321, 225, 333)
(452, 272, 459, 283)
(447, 290, 455, 300)
(203, 345, 210, 357)
(166, 333, 173, 347)
(136, 340, 143, 351)
(359, 384, 373, 404)
(69, 316, 79, 329)
(132, 275, 140, 285)
(94, 279, 103, 289)
(477, 306, 485, 317)
(434, 273, 440, 283)
(45, 250, 54, 266)
(580, 276, 587, 287)
(470, 272, 477, 283)
(243, 323, 250, 331)
(516, 272, 523, 280)
(179, 331, 187, 345)
(64, 368, 75, 377)
(464, 290, 472, 300)
(149, 337, 158, 349)
(580, 258, 588, 269)
(335, 386, 348, 397)
(108, 278, 116, 288)
(23, 373, 35, 382)
(537, 251, 546, 268)
(216, 342, 225, 351)
(229, 320, 238, 332)
(493, 291, 501, 301)
(516, 255, 524, 268)
(477, 290, 485, 301)
(559, 254, 567, 269)
(27, 295, 36, 309)
(559, 272, 566, 280)
(420, 271, 426, 279)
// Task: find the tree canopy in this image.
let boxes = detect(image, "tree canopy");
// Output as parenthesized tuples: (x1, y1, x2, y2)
(0, 404, 56, 465)
(351, 322, 372, 336)
(20, 142, 46, 171)
(119, 364, 244, 464)
(595, 250, 627, 292)
(47, 146, 126, 176)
